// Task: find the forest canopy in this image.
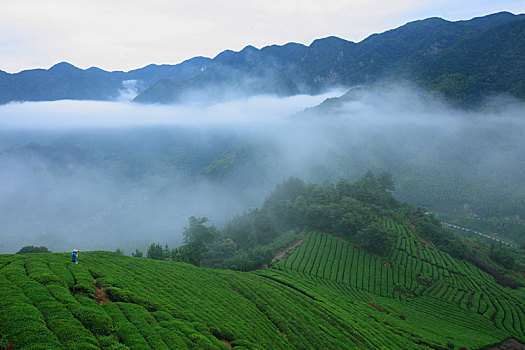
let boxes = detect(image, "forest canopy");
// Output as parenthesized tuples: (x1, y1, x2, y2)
(160, 172, 465, 271)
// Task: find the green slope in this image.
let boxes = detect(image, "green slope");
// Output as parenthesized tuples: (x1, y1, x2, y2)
(410, 18, 525, 106)
(274, 225, 525, 343)
(0, 245, 522, 349)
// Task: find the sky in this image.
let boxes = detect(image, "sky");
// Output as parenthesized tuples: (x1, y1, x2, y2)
(1, 0, 524, 73)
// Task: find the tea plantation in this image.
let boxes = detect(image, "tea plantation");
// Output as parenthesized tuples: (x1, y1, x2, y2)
(0, 239, 523, 349)
(274, 220, 525, 341)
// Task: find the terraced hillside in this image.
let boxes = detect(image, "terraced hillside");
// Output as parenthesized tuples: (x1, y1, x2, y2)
(0, 247, 522, 349)
(274, 220, 525, 344)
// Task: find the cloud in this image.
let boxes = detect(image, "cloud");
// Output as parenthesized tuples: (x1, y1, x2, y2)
(0, 92, 339, 129)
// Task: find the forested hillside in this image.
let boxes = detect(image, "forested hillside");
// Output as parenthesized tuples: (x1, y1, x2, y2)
(409, 18, 525, 106)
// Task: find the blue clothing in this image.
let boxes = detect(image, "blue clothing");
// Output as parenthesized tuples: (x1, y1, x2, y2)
(71, 252, 77, 262)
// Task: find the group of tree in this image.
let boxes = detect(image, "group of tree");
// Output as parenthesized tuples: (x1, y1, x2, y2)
(16, 246, 51, 254)
(138, 172, 443, 270)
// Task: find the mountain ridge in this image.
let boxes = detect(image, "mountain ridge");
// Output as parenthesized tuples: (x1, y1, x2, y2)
(0, 11, 524, 106)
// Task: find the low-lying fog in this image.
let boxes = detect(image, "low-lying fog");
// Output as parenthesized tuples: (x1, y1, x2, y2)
(1, 85, 524, 254)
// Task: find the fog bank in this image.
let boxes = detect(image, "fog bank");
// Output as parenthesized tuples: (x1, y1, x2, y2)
(1, 86, 524, 253)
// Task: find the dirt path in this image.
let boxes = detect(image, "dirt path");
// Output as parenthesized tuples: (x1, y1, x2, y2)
(93, 279, 111, 305)
(272, 235, 306, 263)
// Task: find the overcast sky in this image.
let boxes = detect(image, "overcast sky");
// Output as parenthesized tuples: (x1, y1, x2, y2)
(1, 0, 524, 73)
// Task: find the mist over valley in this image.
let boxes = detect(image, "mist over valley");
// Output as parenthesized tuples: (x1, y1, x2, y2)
(1, 85, 524, 253)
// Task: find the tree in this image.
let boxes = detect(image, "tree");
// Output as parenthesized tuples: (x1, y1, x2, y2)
(490, 246, 517, 270)
(16, 246, 51, 254)
(200, 238, 237, 268)
(114, 248, 124, 255)
(305, 203, 341, 232)
(177, 216, 221, 266)
(132, 249, 143, 258)
(224, 213, 256, 249)
(146, 243, 164, 260)
(183, 217, 220, 246)
(378, 172, 395, 192)
(336, 197, 370, 238)
(356, 222, 397, 255)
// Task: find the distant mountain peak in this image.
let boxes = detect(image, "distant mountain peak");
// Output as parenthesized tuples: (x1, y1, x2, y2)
(241, 45, 258, 52)
(49, 61, 79, 72)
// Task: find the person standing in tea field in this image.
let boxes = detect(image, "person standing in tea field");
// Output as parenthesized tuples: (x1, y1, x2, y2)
(72, 249, 79, 264)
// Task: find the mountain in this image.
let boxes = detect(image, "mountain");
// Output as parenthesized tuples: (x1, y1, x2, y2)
(0, 62, 125, 104)
(134, 11, 525, 105)
(409, 18, 525, 106)
(1, 12, 523, 106)
(0, 57, 211, 105)
(1, 176, 523, 349)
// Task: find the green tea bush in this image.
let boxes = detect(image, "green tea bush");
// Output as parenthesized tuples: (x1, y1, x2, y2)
(155, 328, 189, 350)
(1, 246, 523, 349)
(103, 303, 150, 349)
(6, 328, 61, 349)
(230, 339, 255, 347)
(69, 343, 100, 350)
(0, 304, 46, 335)
(187, 332, 215, 348)
(48, 261, 76, 288)
(97, 335, 130, 350)
(25, 258, 64, 286)
(46, 284, 79, 306)
(119, 303, 169, 349)
(105, 287, 134, 303)
(46, 318, 97, 346)
(69, 264, 95, 298)
(71, 296, 113, 336)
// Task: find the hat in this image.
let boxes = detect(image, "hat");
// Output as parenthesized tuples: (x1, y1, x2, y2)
(73, 249, 79, 252)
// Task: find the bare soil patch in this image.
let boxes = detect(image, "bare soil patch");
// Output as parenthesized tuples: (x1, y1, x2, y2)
(93, 279, 111, 305)
(220, 339, 232, 349)
(277, 327, 287, 338)
(370, 301, 389, 314)
(486, 339, 525, 350)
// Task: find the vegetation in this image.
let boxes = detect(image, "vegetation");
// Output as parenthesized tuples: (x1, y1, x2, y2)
(1, 173, 524, 348)
(165, 173, 469, 271)
(1, 247, 522, 349)
(411, 18, 525, 107)
(274, 227, 525, 341)
(16, 246, 51, 254)
(436, 212, 525, 247)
